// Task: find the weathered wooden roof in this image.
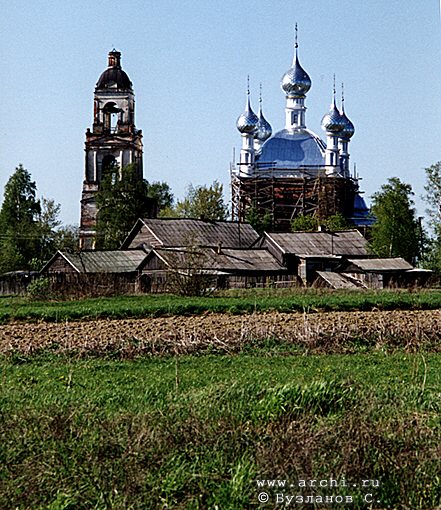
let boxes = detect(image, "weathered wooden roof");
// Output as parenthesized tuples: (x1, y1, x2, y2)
(122, 218, 259, 250)
(152, 247, 285, 273)
(316, 271, 364, 290)
(43, 250, 148, 273)
(265, 230, 368, 257)
(346, 258, 413, 272)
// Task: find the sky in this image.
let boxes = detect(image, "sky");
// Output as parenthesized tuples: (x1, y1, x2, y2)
(1, 0, 441, 226)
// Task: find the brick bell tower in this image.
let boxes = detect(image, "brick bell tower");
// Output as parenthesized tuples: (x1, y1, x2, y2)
(79, 50, 143, 249)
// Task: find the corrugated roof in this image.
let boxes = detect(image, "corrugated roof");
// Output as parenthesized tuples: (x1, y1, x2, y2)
(60, 250, 147, 273)
(153, 248, 285, 273)
(265, 230, 368, 257)
(126, 218, 259, 249)
(346, 258, 413, 272)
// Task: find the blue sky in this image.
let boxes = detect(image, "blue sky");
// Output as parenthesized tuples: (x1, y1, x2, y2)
(1, 0, 441, 225)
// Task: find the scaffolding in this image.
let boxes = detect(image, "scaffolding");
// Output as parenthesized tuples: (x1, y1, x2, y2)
(230, 163, 358, 232)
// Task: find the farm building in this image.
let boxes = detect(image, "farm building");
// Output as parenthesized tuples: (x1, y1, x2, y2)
(260, 229, 369, 285)
(121, 218, 260, 250)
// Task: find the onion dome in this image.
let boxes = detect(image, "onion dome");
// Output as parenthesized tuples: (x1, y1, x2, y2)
(321, 102, 344, 133)
(236, 81, 259, 134)
(340, 111, 355, 139)
(255, 89, 272, 142)
(322, 80, 345, 134)
(281, 55, 311, 97)
(339, 86, 355, 139)
(281, 26, 311, 97)
(96, 50, 133, 91)
(255, 109, 272, 142)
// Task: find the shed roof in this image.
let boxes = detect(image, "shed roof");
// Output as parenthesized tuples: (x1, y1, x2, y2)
(43, 250, 147, 274)
(152, 247, 285, 273)
(346, 258, 413, 272)
(265, 230, 368, 257)
(122, 218, 259, 249)
(316, 271, 364, 290)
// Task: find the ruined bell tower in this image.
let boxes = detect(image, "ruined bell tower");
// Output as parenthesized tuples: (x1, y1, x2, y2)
(79, 50, 143, 249)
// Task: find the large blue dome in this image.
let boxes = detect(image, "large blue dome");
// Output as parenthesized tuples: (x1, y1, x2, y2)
(256, 129, 326, 172)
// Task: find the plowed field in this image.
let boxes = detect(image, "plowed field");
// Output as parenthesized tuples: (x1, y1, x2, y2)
(1, 309, 441, 356)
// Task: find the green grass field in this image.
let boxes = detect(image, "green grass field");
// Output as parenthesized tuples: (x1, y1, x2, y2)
(2, 288, 441, 323)
(2, 351, 441, 509)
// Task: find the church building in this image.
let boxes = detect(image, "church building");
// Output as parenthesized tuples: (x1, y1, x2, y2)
(79, 50, 144, 249)
(231, 28, 371, 231)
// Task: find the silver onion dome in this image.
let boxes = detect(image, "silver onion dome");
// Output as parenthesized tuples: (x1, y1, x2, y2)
(255, 107, 272, 142)
(321, 102, 345, 134)
(340, 110, 355, 139)
(236, 91, 259, 134)
(281, 54, 312, 97)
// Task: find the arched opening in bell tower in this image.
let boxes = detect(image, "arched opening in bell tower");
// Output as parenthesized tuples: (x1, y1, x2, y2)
(103, 102, 119, 133)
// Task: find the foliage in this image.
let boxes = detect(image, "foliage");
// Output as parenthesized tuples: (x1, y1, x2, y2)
(291, 214, 319, 232)
(423, 161, 441, 234)
(95, 163, 155, 249)
(2, 353, 441, 509)
(422, 162, 441, 272)
(0, 165, 41, 273)
(245, 205, 272, 235)
(291, 213, 352, 233)
(145, 180, 174, 212)
(324, 212, 352, 231)
(26, 277, 52, 300)
(165, 235, 214, 296)
(370, 177, 419, 262)
(172, 181, 228, 221)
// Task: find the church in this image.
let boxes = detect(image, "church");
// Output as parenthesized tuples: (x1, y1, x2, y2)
(231, 27, 372, 232)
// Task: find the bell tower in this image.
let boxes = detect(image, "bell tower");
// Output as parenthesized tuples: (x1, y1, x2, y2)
(79, 50, 143, 249)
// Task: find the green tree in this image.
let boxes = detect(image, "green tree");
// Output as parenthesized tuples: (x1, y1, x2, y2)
(245, 205, 272, 235)
(146, 181, 174, 213)
(422, 162, 441, 271)
(291, 214, 319, 232)
(172, 181, 228, 221)
(324, 212, 352, 231)
(0, 165, 41, 273)
(95, 164, 155, 249)
(370, 177, 419, 263)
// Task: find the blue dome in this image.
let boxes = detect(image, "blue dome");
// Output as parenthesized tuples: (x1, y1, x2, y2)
(256, 129, 326, 170)
(350, 193, 375, 226)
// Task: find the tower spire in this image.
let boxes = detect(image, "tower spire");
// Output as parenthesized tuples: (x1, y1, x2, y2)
(341, 82, 345, 112)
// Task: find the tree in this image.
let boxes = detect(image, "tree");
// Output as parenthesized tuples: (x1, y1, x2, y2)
(0, 165, 41, 273)
(145, 181, 174, 212)
(423, 162, 441, 234)
(245, 205, 272, 235)
(291, 214, 319, 232)
(370, 177, 419, 263)
(422, 162, 441, 272)
(169, 181, 228, 221)
(95, 163, 155, 249)
(291, 213, 352, 233)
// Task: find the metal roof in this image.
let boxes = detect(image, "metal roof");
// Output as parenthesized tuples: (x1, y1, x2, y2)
(124, 218, 259, 249)
(55, 250, 147, 273)
(153, 248, 285, 273)
(346, 258, 413, 272)
(257, 128, 326, 171)
(265, 230, 368, 257)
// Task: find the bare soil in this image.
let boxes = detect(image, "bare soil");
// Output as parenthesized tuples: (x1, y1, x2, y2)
(1, 309, 441, 356)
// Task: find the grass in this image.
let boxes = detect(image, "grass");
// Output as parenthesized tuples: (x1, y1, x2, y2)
(2, 287, 441, 323)
(2, 352, 441, 509)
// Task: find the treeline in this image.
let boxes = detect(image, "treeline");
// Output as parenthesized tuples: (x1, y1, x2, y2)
(0, 163, 228, 273)
(3, 161, 441, 274)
